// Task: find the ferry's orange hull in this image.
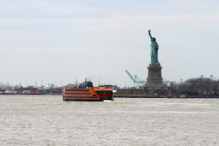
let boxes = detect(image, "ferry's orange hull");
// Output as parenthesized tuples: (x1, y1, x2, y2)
(63, 87, 113, 101)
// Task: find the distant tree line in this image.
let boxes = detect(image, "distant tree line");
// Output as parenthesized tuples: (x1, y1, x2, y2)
(169, 78, 219, 96)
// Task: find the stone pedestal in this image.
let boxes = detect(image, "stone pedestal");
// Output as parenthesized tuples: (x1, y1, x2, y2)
(145, 64, 167, 90)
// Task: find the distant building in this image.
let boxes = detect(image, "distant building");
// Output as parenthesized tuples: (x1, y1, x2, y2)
(50, 84, 55, 88)
(200, 75, 218, 81)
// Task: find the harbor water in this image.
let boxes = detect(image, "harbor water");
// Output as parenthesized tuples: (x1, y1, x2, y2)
(1, 95, 219, 145)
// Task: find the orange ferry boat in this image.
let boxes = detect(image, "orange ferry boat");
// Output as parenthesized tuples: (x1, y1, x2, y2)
(63, 81, 113, 101)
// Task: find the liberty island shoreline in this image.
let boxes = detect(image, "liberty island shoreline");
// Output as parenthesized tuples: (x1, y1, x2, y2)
(2, 94, 219, 99)
(3, 93, 219, 98)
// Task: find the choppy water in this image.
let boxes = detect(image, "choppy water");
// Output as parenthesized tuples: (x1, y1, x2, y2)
(0, 95, 219, 146)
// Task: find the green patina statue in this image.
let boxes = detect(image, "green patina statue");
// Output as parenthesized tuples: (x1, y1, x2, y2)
(148, 29, 160, 65)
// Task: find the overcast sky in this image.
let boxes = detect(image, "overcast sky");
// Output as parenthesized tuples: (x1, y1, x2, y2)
(0, 0, 219, 87)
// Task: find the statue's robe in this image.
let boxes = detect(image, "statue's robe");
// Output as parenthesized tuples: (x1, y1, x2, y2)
(150, 42, 159, 64)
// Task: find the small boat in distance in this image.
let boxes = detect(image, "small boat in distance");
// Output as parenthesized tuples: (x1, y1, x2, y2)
(63, 80, 113, 101)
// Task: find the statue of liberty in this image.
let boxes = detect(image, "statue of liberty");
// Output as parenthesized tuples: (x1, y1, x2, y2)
(148, 29, 160, 65)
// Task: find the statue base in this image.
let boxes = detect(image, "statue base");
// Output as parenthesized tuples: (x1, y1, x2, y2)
(145, 64, 167, 90)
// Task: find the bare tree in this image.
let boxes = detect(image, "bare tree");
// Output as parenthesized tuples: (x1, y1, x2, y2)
(185, 78, 200, 95)
(203, 78, 213, 95)
(181, 78, 217, 96)
(169, 78, 219, 96)
(169, 82, 177, 95)
(212, 81, 219, 95)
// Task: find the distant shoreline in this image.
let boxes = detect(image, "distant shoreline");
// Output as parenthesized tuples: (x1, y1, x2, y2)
(114, 95, 219, 98)
(1, 94, 219, 98)
(0, 94, 62, 95)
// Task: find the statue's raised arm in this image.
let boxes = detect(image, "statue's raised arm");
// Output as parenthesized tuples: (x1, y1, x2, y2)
(148, 29, 152, 40)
